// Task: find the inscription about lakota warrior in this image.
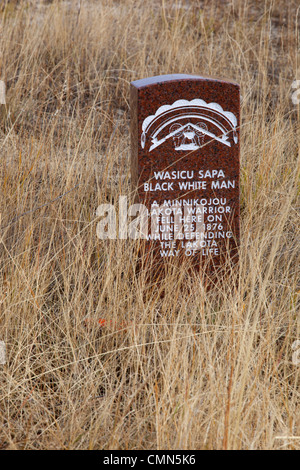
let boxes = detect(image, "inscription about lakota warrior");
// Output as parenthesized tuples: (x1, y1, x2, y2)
(130, 74, 240, 272)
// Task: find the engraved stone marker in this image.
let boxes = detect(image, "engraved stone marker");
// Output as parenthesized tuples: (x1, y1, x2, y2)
(130, 74, 240, 277)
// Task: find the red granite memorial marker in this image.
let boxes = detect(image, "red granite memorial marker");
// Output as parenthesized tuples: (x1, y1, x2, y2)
(130, 74, 240, 278)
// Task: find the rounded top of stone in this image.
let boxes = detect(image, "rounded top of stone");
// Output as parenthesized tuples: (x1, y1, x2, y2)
(131, 74, 239, 89)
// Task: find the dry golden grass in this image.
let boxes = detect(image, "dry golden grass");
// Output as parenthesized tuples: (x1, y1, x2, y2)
(0, 0, 299, 450)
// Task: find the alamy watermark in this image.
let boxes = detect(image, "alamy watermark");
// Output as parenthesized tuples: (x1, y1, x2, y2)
(0, 80, 6, 105)
(292, 340, 300, 366)
(0, 341, 6, 365)
(95, 196, 226, 255)
(291, 80, 300, 105)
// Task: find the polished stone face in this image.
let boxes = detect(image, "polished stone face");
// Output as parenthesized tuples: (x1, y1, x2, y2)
(130, 74, 240, 275)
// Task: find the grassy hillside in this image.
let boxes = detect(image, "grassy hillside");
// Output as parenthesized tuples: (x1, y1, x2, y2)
(0, 0, 299, 449)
